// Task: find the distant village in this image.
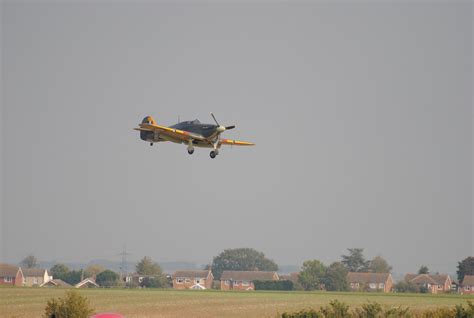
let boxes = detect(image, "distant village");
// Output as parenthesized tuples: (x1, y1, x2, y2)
(1, 248, 473, 295)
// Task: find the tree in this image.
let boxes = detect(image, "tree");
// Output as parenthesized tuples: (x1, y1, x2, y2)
(211, 248, 278, 280)
(44, 290, 94, 318)
(393, 280, 419, 293)
(62, 270, 83, 285)
(457, 256, 474, 283)
(95, 270, 120, 287)
(136, 256, 163, 276)
(324, 262, 349, 291)
(20, 255, 38, 269)
(141, 276, 168, 288)
(298, 259, 327, 291)
(84, 264, 105, 279)
(341, 248, 369, 272)
(367, 256, 392, 273)
(50, 264, 83, 285)
(50, 264, 70, 280)
(418, 265, 429, 274)
(135, 256, 168, 288)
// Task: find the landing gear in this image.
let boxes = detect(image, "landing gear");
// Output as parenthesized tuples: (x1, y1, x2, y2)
(210, 150, 217, 159)
(150, 143, 153, 146)
(187, 141, 194, 155)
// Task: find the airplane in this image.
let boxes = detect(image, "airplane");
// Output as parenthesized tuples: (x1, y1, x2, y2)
(134, 113, 255, 158)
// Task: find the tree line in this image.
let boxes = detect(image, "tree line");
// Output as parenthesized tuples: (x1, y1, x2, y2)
(19, 250, 474, 291)
(47, 256, 169, 288)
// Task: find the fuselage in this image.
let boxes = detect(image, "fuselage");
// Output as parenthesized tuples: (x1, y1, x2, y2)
(140, 119, 219, 147)
(169, 120, 218, 139)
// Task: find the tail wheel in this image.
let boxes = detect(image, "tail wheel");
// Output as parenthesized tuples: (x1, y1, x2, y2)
(210, 151, 217, 159)
(150, 143, 153, 146)
(188, 149, 194, 155)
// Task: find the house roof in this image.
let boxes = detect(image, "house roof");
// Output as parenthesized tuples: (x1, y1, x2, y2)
(408, 274, 437, 285)
(75, 278, 99, 288)
(279, 272, 299, 283)
(430, 274, 450, 285)
(172, 270, 212, 279)
(220, 271, 278, 281)
(40, 279, 72, 288)
(462, 275, 474, 286)
(347, 272, 391, 284)
(22, 268, 47, 277)
(405, 273, 450, 285)
(0, 264, 21, 277)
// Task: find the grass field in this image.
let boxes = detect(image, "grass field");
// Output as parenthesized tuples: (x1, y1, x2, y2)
(1, 287, 473, 318)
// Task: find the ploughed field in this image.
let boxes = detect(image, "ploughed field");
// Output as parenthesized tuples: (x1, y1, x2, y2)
(1, 287, 473, 318)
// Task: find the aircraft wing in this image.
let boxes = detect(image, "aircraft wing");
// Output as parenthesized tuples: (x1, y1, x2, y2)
(219, 138, 255, 146)
(135, 123, 206, 142)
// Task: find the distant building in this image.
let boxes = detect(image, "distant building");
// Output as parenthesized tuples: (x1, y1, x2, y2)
(0, 264, 24, 287)
(124, 273, 166, 287)
(75, 277, 99, 288)
(22, 268, 51, 287)
(40, 279, 72, 288)
(347, 272, 393, 293)
(172, 270, 213, 290)
(404, 273, 452, 293)
(460, 275, 474, 295)
(220, 271, 279, 291)
(279, 272, 299, 284)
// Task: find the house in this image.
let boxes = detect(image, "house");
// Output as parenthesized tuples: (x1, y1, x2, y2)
(0, 264, 24, 287)
(22, 268, 51, 287)
(220, 271, 279, 291)
(279, 272, 299, 284)
(347, 272, 393, 293)
(172, 270, 213, 289)
(460, 275, 474, 294)
(405, 273, 452, 294)
(75, 277, 99, 288)
(40, 279, 72, 288)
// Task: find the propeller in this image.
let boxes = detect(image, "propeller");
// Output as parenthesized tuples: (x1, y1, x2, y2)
(210, 113, 236, 132)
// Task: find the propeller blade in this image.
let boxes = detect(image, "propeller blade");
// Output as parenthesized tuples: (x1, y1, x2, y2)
(210, 112, 219, 126)
(225, 125, 236, 130)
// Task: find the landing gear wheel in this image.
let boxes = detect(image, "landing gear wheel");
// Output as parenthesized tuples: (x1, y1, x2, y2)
(210, 151, 217, 159)
(150, 143, 153, 146)
(188, 149, 194, 155)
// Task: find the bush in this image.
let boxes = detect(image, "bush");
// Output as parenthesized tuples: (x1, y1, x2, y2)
(43, 291, 94, 318)
(95, 269, 120, 287)
(320, 300, 350, 318)
(254, 280, 294, 291)
(383, 306, 410, 318)
(353, 301, 382, 318)
(281, 308, 323, 318)
(280, 301, 473, 318)
(454, 301, 474, 318)
(393, 280, 419, 293)
(141, 275, 168, 288)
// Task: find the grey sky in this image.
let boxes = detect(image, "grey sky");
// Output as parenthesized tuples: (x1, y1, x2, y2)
(1, 1, 472, 275)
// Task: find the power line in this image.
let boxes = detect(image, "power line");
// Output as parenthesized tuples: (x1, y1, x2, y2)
(117, 244, 131, 277)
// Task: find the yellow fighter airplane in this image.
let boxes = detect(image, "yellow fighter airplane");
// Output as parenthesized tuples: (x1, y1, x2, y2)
(134, 113, 255, 159)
